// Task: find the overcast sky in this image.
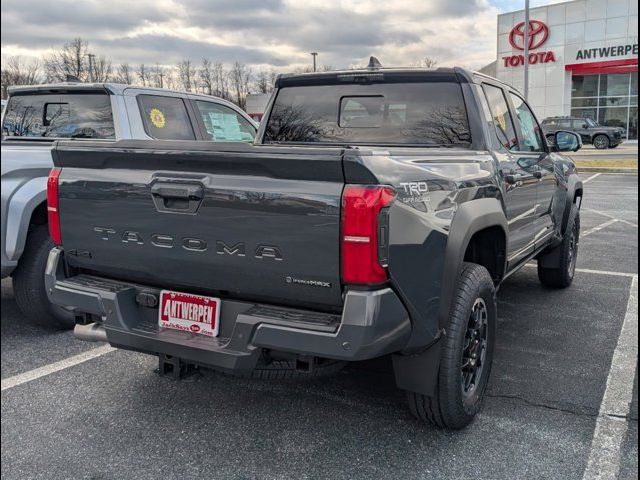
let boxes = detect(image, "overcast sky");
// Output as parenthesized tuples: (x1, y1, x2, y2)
(1, 0, 561, 72)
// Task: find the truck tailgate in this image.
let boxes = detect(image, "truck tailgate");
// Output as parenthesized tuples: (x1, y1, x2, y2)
(53, 140, 345, 311)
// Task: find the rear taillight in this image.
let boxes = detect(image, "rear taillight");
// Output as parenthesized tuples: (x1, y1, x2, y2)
(47, 168, 62, 246)
(341, 185, 396, 285)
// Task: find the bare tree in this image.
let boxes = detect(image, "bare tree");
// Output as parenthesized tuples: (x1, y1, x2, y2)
(136, 64, 151, 87)
(1, 56, 41, 99)
(199, 58, 214, 95)
(177, 59, 197, 92)
(44, 38, 90, 82)
(114, 63, 133, 84)
(163, 69, 178, 90)
(254, 69, 271, 94)
(152, 63, 166, 88)
(230, 62, 252, 108)
(213, 62, 230, 99)
(413, 57, 438, 68)
(91, 55, 112, 82)
(269, 70, 278, 88)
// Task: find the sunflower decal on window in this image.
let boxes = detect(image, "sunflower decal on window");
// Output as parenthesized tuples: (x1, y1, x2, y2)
(149, 108, 166, 128)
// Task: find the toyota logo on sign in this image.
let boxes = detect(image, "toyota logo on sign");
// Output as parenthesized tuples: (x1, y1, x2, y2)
(509, 20, 549, 51)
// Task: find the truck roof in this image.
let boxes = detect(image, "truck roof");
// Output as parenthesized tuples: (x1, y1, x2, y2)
(6, 83, 232, 103)
(275, 66, 520, 95)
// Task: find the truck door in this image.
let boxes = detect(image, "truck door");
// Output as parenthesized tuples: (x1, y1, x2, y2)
(481, 84, 538, 268)
(507, 92, 556, 251)
(571, 118, 591, 143)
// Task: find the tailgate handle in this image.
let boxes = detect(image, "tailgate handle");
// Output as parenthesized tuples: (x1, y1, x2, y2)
(151, 183, 203, 200)
(150, 181, 204, 214)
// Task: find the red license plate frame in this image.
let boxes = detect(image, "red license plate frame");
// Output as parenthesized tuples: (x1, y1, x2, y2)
(158, 290, 220, 337)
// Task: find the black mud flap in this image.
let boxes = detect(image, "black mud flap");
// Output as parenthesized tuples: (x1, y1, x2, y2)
(392, 338, 442, 396)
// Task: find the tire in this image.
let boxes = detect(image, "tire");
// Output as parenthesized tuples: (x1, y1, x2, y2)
(537, 204, 580, 289)
(11, 225, 75, 329)
(592, 134, 610, 150)
(408, 262, 496, 429)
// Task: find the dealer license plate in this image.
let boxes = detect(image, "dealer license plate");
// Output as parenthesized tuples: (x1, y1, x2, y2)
(158, 290, 220, 337)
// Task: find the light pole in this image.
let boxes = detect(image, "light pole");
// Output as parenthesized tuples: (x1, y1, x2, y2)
(524, 0, 530, 99)
(310, 52, 318, 72)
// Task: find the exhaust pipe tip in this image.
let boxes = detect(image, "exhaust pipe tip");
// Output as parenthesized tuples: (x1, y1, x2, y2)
(74, 322, 108, 343)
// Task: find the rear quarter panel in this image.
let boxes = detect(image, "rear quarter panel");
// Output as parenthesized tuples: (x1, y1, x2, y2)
(0, 143, 53, 276)
(344, 149, 505, 351)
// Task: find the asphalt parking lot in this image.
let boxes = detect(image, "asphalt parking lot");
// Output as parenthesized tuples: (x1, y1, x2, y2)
(1, 173, 638, 480)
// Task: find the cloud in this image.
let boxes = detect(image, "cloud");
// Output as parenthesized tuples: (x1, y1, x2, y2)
(1, 0, 505, 72)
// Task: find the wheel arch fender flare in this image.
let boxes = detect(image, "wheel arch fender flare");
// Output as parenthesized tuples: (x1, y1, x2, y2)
(562, 174, 583, 233)
(437, 198, 508, 330)
(4, 176, 48, 263)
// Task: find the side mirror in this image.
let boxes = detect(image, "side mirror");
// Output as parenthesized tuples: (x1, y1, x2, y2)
(554, 131, 582, 152)
(582, 123, 588, 129)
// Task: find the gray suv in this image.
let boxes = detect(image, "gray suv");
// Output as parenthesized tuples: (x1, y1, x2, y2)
(541, 116, 625, 149)
(1, 83, 257, 328)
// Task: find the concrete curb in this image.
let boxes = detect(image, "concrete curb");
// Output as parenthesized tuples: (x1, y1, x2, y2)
(577, 167, 638, 173)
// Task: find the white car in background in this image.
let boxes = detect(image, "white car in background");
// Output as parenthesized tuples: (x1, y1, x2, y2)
(1, 83, 257, 328)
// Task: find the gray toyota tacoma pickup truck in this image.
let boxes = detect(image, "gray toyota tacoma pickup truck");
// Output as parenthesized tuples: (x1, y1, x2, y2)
(1, 83, 256, 328)
(46, 65, 583, 429)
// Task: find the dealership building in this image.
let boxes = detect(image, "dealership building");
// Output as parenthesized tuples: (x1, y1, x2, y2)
(493, 0, 638, 139)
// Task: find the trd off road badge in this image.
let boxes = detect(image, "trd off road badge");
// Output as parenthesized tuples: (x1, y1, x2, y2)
(398, 181, 431, 209)
(149, 108, 166, 128)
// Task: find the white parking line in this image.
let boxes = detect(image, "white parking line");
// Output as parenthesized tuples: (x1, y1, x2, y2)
(583, 208, 638, 228)
(582, 275, 638, 480)
(583, 173, 602, 183)
(582, 219, 619, 237)
(524, 263, 637, 278)
(575, 268, 637, 278)
(1, 344, 115, 392)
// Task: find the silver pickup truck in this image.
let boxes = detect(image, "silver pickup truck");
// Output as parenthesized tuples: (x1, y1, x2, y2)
(1, 83, 257, 328)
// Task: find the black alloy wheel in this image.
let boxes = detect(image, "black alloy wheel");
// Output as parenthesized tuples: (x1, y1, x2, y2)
(461, 298, 489, 403)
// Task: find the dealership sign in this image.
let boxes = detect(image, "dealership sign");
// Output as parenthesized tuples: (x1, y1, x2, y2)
(503, 20, 556, 67)
(575, 43, 638, 61)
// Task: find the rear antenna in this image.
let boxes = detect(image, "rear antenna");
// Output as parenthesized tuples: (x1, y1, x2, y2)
(367, 56, 382, 69)
(65, 75, 82, 83)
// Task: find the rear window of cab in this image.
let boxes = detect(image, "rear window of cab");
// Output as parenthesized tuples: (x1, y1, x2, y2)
(264, 82, 471, 146)
(2, 92, 114, 139)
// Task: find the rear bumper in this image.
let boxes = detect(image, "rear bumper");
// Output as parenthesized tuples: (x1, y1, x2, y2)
(45, 248, 412, 373)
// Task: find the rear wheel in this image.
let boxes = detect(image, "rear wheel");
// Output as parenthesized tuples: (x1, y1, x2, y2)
(408, 262, 496, 429)
(12, 225, 75, 329)
(537, 204, 580, 288)
(593, 134, 610, 150)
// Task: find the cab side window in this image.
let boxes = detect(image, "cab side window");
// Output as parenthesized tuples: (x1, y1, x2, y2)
(195, 101, 256, 142)
(138, 95, 196, 140)
(481, 84, 518, 151)
(509, 93, 544, 152)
